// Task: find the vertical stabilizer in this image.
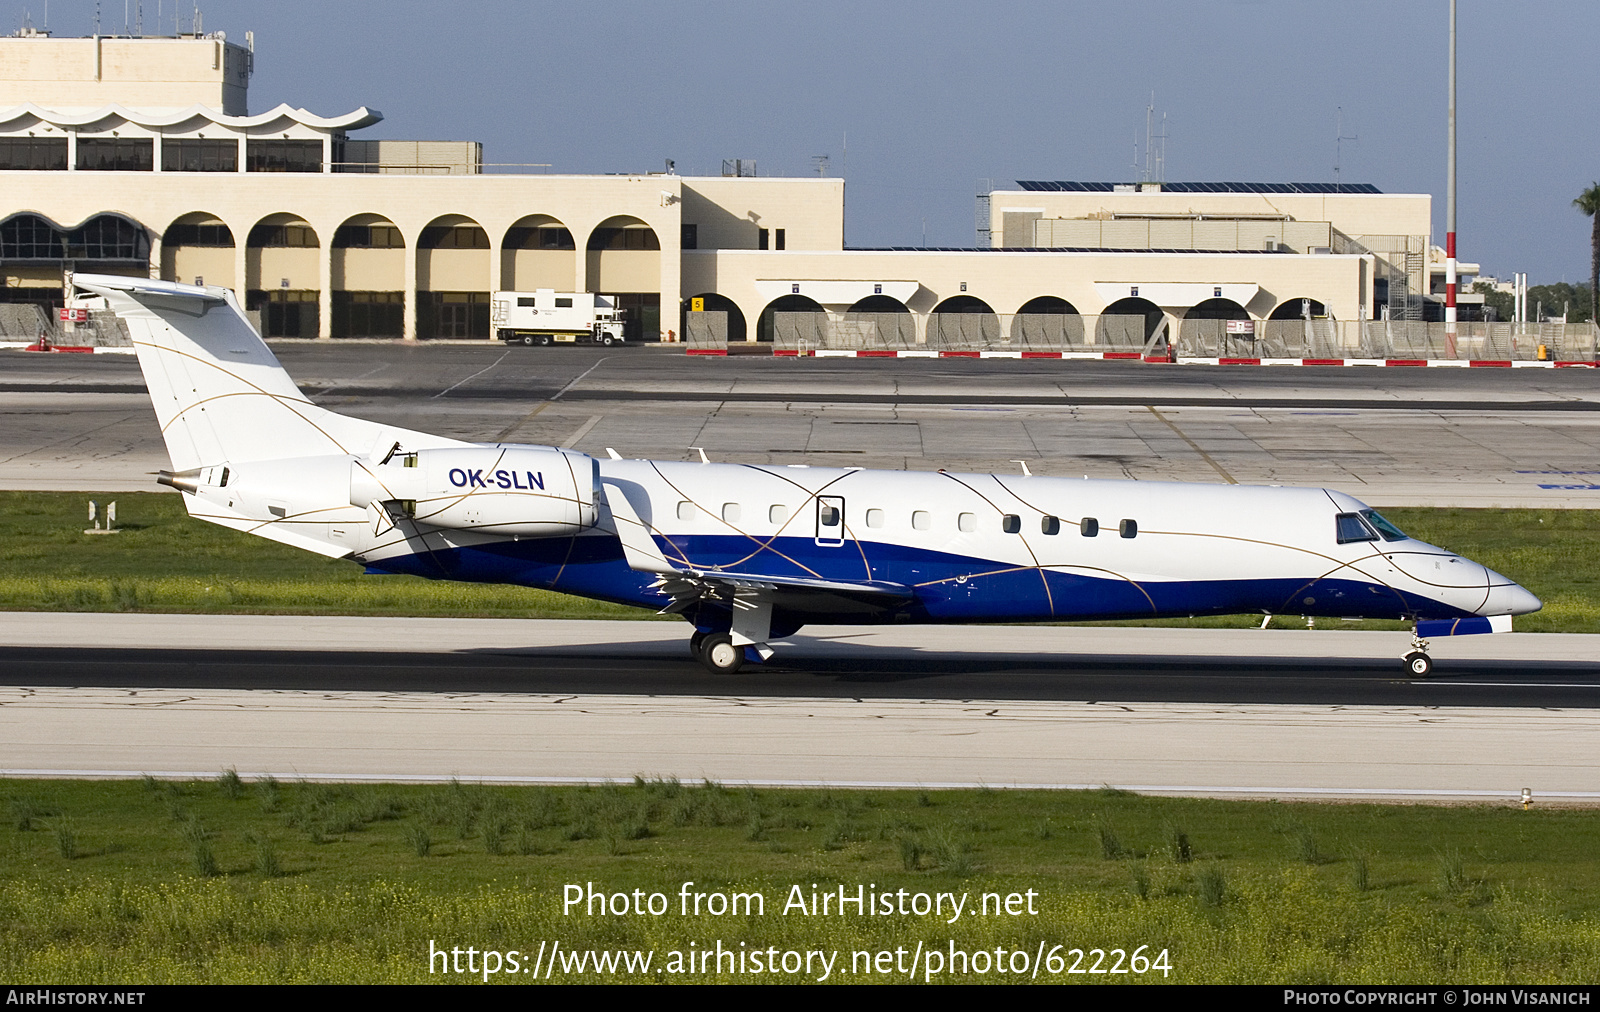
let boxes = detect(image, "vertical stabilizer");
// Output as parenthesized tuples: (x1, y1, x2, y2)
(73, 274, 389, 469)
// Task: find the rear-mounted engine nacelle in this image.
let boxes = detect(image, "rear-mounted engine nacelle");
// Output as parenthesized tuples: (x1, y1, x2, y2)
(350, 445, 598, 536)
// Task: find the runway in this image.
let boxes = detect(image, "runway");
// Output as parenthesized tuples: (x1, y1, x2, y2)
(3, 615, 1598, 800)
(5, 345, 1600, 506)
(4, 348, 1599, 798)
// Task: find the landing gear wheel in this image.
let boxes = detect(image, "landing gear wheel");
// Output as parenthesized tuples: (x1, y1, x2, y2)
(698, 632, 744, 674)
(689, 630, 707, 658)
(1403, 651, 1433, 678)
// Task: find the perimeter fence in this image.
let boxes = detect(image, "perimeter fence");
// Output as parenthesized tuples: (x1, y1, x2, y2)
(676, 311, 1600, 361)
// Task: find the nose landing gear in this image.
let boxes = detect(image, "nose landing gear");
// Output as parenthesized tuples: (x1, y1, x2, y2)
(1402, 630, 1433, 677)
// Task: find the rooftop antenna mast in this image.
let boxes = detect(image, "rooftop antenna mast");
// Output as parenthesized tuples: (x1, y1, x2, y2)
(1143, 97, 1153, 182)
(94, 1, 100, 34)
(1141, 93, 1167, 183)
(1334, 107, 1357, 192)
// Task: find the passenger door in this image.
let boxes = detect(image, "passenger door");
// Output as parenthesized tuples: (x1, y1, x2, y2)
(815, 495, 845, 547)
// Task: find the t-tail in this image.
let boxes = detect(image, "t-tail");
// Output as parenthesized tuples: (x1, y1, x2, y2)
(73, 274, 476, 556)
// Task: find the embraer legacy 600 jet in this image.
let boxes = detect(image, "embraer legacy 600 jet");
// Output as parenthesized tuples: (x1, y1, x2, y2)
(79, 275, 1540, 676)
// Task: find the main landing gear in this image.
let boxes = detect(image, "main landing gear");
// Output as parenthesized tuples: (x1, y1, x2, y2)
(1402, 630, 1433, 678)
(690, 631, 744, 674)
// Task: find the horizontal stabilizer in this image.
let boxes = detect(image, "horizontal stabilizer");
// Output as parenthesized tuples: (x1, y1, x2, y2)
(1416, 615, 1512, 638)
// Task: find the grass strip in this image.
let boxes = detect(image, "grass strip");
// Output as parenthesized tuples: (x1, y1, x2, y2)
(1, 778, 1597, 984)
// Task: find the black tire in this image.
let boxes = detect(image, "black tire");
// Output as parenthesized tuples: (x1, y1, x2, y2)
(1403, 651, 1433, 677)
(534, 334, 552, 347)
(521, 335, 536, 347)
(600, 334, 615, 347)
(689, 630, 707, 658)
(697, 632, 744, 674)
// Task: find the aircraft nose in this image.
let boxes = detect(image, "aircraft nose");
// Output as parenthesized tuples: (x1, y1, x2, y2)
(1479, 580, 1542, 617)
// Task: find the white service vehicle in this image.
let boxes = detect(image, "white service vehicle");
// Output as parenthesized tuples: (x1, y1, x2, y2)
(492, 290, 626, 347)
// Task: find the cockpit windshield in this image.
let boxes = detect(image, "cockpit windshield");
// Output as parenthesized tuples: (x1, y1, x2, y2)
(1359, 509, 1408, 542)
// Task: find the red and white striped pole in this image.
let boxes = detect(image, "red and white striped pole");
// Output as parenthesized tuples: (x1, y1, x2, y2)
(1445, 0, 1458, 355)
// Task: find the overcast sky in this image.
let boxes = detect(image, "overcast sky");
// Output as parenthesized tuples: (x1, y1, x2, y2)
(25, 1, 1600, 283)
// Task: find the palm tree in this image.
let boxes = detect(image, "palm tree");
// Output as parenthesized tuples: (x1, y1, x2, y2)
(1575, 183, 1600, 324)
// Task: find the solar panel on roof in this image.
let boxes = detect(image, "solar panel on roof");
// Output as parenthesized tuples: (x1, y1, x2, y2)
(1015, 180, 1383, 194)
(844, 246, 1290, 254)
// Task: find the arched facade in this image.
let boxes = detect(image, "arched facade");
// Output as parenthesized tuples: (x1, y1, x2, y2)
(683, 292, 747, 343)
(1098, 296, 1166, 347)
(1, 212, 150, 306)
(245, 213, 320, 337)
(1178, 297, 1251, 355)
(331, 213, 405, 338)
(844, 293, 916, 347)
(586, 215, 661, 342)
(417, 214, 489, 339)
(757, 293, 825, 343)
(160, 211, 234, 288)
(928, 295, 999, 348)
(501, 214, 576, 291)
(1011, 295, 1083, 346)
(1269, 297, 1328, 320)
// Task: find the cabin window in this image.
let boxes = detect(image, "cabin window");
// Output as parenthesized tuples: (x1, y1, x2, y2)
(819, 504, 841, 526)
(1335, 513, 1377, 544)
(912, 511, 931, 530)
(866, 508, 885, 528)
(1360, 509, 1408, 542)
(722, 503, 741, 522)
(517, 297, 535, 307)
(1041, 515, 1061, 535)
(958, 512, 976, 532)
(677, 501, 696, 521)
(1081, 517, 1099, 537)
(1120, 519, 1138, 539)
(1001, 514, 1021, 534)
(556, 298, 573, 308)
(770, 505, 789, 524)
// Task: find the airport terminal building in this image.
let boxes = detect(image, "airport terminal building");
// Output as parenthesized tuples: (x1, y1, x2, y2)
(1, 29, 1474, 349)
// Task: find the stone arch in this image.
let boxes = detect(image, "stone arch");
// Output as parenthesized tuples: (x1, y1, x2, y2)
(0, 212, 152, 310)
(501, 213, 575, 291)
(159, 211, 234, 286)
(1178, 297, 1251, 356)
(757, 293, 825, 344)
(844, 294, 909, 314)
(331, 214, 405, 339)
(844, 293, 915, 348)
(2, 210, 150, 265)
(584, 214, 660, 251)
(1097, 296, 1166, 349)
(1011, 295, 1084, 347)
(929, 295, 999, 349)
(1269, 297, 1328, 320)
(416, 214, 490, 339)
(244, 213, 320, 337)
(584, 215, 661, 341)
(682, 292, 747, 344)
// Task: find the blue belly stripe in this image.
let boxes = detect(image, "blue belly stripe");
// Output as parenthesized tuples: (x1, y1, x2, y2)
(361, 532, 1478, 623)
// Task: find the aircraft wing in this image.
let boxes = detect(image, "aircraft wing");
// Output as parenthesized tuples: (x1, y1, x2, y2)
(649, 570, 912, 616)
